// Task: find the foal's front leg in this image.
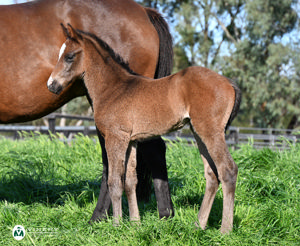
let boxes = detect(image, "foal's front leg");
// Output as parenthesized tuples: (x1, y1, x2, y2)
(90, 130, 111, 223)
(105, 135, 129, 224)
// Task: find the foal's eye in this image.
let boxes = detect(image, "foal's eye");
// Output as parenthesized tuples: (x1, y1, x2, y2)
(65, 53, 76, 63)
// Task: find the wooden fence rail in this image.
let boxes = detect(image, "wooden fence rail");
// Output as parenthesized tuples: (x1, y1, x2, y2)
(0, 114, 299, 150)
(45, 113, 95, 134)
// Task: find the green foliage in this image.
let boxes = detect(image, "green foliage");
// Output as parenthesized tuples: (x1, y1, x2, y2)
(245, 0, 297, 40)
(138, 0, 300, 129)
(172, 0, 223, 70)
(223, 0, 299, 128)
(0, 135, 299, 245)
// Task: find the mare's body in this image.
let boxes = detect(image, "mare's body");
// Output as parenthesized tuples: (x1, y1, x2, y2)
(48, 26, 241, 233)
(0, 0, 174, 221)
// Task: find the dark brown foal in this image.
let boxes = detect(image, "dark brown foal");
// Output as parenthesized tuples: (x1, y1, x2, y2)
(48, 25, 241, 233)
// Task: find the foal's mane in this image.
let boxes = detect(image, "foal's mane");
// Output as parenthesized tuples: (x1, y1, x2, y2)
(76, 29, 139, 76)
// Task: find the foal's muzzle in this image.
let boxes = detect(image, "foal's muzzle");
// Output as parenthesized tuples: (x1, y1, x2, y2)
(47, 78, 63, 95)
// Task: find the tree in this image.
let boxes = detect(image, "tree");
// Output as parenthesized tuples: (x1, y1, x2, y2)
(167, 0, 233, 71)
(139, 0, 299, 128)
(137, 0, 230, 71)
(222, 0, 299, 128)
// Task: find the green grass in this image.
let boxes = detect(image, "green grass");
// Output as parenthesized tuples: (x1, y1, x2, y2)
(0, 133, 299, 245)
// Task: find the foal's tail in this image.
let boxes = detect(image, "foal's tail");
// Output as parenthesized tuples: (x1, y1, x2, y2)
(146, 8, 173, 78)
(226, 79, 242, 131)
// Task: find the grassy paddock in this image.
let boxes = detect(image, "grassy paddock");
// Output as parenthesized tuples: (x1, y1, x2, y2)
(0, 133, 299, 245)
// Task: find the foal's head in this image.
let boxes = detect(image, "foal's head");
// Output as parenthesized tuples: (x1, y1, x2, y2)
(47, 24, 85, 95)
(48, 24, 138, 95)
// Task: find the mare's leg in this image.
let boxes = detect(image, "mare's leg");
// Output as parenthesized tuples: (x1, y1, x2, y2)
(105, 135, 129, 224)
(124, 143, 140, 221)
(192, 125, 238, 234)
(90, 129, 111, 222)
(137, 138, 174, 219)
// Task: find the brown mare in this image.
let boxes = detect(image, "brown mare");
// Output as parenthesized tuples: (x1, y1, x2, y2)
(0, 0, 174, 222)
(48, 25, 242, 233)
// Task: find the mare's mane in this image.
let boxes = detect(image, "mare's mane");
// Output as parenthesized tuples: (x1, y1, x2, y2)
(76, 29, 139, 76)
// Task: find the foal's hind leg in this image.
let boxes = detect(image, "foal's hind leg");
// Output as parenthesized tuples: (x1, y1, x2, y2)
(124, 142, 140, 222)
(194, 135, 219, 230)
(192, 127, 238, 233)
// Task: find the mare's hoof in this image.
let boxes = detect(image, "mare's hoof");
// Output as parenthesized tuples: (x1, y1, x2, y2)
(159, 208, 175, 219)
(88, 214, 108, 225)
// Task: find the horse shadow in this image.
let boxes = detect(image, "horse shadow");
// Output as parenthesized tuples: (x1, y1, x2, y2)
(0, 174, 101, 208)
(165, 175, 241, 230)
(0, 173, 160, 222)
(0, 170, 240, 230)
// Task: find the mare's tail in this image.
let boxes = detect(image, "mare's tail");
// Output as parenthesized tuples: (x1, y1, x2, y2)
(146, 8, 173, 78)
(135, 8, 173, 203)
(225, 79, 242, 131)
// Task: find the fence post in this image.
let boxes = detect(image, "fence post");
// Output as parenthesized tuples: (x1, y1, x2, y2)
(47, 114, 56, 134)
(269, 129, 275, 147)
(234, 127, 239, 146)
(292, 136, 297, 147)
(84, 126, 89, 136)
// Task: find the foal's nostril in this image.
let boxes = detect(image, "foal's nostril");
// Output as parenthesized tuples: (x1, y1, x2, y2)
(47, 79, 63, 95)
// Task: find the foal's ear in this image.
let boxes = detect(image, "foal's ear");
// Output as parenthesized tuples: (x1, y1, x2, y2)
(60, 23, 70, 38)
(67, 23, 83, 42)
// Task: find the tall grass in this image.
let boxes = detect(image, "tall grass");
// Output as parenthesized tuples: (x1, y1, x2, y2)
(0, 133, 299, 245)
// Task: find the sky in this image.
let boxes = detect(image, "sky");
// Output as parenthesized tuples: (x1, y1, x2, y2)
(1, 0, 15, 4)
(0, 0, 25, 5)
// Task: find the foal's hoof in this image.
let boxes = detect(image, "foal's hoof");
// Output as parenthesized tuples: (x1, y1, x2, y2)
(194, 221, 207, 231)
(130, 218, 141, 226)
(220, 226, 232, 234)
(113, 222, 121, 227)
